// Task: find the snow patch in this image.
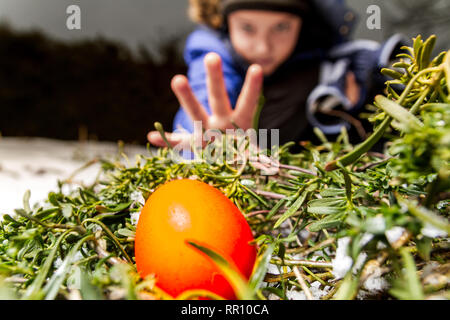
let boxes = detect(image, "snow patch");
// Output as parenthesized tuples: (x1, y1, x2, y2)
(0, 137, 147, 215)
(286, 281, 331, 300)
(332, 237, 353, 279)
(421, 223, 447, 238)
(130, 211, 141, 226)
(385, 226, 406, 245)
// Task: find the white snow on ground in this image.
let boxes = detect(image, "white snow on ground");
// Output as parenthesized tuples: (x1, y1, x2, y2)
(129, 190, 146, 225)
(421, 223, 448, 238)
(286, 281, 332, 300)
(385, 226, 406, 245)
(0, 137, 147, 216)
(332, 237, 353, 279)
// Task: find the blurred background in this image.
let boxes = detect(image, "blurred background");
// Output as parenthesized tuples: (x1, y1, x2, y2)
(0, 0, 449, 145)
(0, 0, 449, 214)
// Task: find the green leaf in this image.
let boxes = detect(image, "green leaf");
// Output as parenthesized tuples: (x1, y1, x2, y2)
(266, 198, 287, 220)
(261, 286, 286, 300)
(186, 240, 255, 300)
(1, 214, 22, 226)
(333, 272, 360, 300)
(0, 276, 18, 300)
(341, 168, 353, 202)
(413, 35, 423, 59)
(420, 35, 436, 69)
(43, 234, 94, 300)
(416, 236, 432, 261)
(308, 197, 347, 208)
(117, 228, 135, 238)
(34, 207, 59, 220)
(325, 116, 392, 171)
(79, 267, 105, 300)
(252, 94, 266, 131)
(381, 68, 403, 80)
(22, 230, 73, 300)
(308, 214, 345, 232)
(106, 201, 133, 212)
(420, 103, 450, 112)
(320, 188, 346, 197)
(274, 191, 309, 228)
(392, 62, 411, 70)
(444, 51, 450, 95)
(397, 53, 414, 61)
(387, 83, 401, 100)
(307, 205, 346, 215)
(430, 51, 446, 67)
(248, 242, 276, 291)
(375, 95, 424, 132)
(389, 248, 425, 300)
(239, 183, 269, 208)
(154, 122, 173, 149)
(23, 190, 32, 214)
(48, 192, 60, 207)
(109, 263, 138, 300)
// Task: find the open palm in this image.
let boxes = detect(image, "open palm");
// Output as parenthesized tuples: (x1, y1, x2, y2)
(147, 52, 264, 148)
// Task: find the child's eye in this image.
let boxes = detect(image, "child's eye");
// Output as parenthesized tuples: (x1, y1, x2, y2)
(274, 22, 291, 32)
(240, 24, 255, 34)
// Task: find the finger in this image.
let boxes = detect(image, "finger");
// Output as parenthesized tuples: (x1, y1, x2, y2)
(171, 75, 209, 124)
(204, 52, 232, 118)
(345, 71, 360, 106)
(232, 64, 264, 129)
(147, 130, 191, 148)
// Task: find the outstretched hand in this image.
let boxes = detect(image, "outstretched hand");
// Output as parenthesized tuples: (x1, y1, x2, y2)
(147, 52, 264, 148)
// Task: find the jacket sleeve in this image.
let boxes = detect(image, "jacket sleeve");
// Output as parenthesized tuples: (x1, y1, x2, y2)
(172, 28, 245, 134)
(306, 34, 407, 135)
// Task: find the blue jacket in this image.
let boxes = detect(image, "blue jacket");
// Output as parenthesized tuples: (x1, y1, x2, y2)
(173, 0, 405, 138)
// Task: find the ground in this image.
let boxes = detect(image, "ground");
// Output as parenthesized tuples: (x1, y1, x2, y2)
(0, 137, 146, 216)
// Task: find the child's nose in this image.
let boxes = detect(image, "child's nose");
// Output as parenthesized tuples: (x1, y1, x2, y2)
(254, 38, 271, 55)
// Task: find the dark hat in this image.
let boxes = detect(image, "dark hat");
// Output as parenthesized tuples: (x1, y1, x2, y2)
(220, 0, 311, 17)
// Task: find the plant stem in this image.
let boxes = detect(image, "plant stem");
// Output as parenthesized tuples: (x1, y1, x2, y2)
(293, 266, 314, 300)
(278, 163, 317, 176)
(81, 218, 133, 263)
(270, 258, 333, 269)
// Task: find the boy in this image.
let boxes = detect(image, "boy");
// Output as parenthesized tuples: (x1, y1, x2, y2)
(148, 0, 404, 151)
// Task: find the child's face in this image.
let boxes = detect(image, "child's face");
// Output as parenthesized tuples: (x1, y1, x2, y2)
(228, 10, 302, 76)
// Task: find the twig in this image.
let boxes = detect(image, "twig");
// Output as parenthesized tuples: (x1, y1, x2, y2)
(89, 240, 126, 266)
(264, 271, 333, 283)
(271, 258, 333, 269)
(302, 266, 329, 286)
(287, 238, 336, 256)
(82, 218, 133, 264)
(367, 152, 389, 159)
(320, 109, 368, 140)
(355, 157, 392, 172)
(322, 284, 340, 300)
(293, 266, 314, 300)
(255, 190, 286, 200)
(246, 210, 270, 218)
(278, 164, 317, 176)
